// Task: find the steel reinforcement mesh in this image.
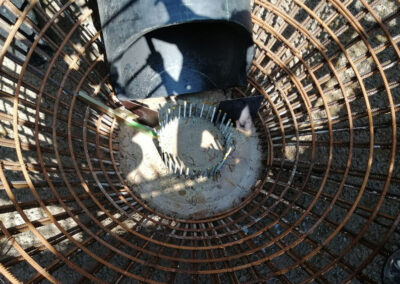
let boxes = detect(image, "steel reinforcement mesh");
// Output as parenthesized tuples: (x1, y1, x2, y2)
(0, 0, 399, 283)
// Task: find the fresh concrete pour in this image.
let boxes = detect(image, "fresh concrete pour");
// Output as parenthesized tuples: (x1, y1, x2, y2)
(117, 91, 263, 219)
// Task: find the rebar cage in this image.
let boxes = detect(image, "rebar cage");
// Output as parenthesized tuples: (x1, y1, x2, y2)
(0, 0, 399, 283)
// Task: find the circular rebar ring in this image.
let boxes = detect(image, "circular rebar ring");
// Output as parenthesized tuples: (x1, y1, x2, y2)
(0, 0, 399, 283)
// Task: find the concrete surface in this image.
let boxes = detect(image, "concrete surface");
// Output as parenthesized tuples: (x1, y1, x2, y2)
(117, 92, 264, 219)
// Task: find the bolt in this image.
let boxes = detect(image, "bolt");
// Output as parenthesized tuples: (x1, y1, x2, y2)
(189, 103, 193, 117)
(210, 165, 217, 176)
(222, 119, 231, 135)
(184, 101, 187, 118)
(210, 107, 216, 123)
(215, 159, 227, 173)
(207, 168, 213, 178)
(166, 108, 170, 122)
(226, 132, 233, 146)
(168, 156, 173, 172)
(225, 147, 233, 159)
(205, 105, 212, 120)
(215, 110, 222, 125)
(215, 162, 223, 174)
(215, 146, 233, 172)
(174, 162, 179, 175)
(220, 113, 227, 129)
(200, 104, 205, 118)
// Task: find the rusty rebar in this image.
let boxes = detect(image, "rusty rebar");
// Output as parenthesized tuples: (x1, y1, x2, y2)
(0, 0, 399, 283)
